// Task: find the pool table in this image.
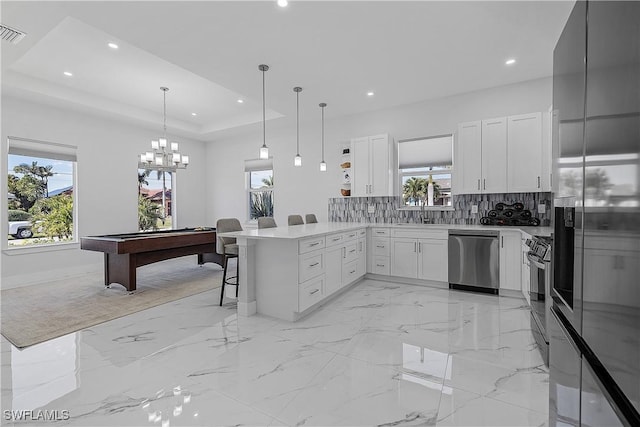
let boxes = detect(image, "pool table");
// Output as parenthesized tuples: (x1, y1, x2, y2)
(81, 228, 223, 292)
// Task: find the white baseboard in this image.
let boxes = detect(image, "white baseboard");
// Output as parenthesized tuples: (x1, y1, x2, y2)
(1, 262, 103, 289)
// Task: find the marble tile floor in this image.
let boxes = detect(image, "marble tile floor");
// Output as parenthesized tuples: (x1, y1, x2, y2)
(1, 279, 549, 426)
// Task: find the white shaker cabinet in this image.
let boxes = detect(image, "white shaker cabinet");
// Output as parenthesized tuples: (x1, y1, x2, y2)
(391, 238, 419, 278)
(499, 230, 522, 291)
(418, 239, 448, 282)
(351, 134, 395, 197)
(390, 228, 448, 282)
(458, 121, 483, 194)
(507, 112, 543, 192)
(324, 245, 343, 295)
(481, 117, 508, 193)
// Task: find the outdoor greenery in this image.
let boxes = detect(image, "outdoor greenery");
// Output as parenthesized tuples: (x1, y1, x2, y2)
(8, 209, 32, 221)
(250, 191, 274, 219)
(138, 195, 162, 231)
(31, 195, 74, 239)
(7, 161, 74, 242)
(402, 176, 441, 206)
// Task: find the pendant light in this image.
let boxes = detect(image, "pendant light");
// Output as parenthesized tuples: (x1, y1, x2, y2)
(293, 86, 302, 167)
(319, 102, 327, 171)
(258, 64, 270, 159)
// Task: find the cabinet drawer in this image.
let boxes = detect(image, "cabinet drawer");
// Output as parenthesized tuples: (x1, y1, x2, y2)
(372, 256, 390, 275)
(393, 229, 448, 240)
(344, 230, 359, 241)
(299, 236, 325, 254)
(344, 243, 358, 263)
(299, 275, 324, 312)
(298, 251, 324, 283)
(371, 228, 390, 237)
(372, 238, 391, 256)
(342, 260, 359, 285)
(326, 233, 345, 247)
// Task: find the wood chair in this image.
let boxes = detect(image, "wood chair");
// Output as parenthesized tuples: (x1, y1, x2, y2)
(216, 218, 242, 305)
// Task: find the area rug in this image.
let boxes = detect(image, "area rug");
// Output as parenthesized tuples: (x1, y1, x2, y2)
(1, 257, 223, 348)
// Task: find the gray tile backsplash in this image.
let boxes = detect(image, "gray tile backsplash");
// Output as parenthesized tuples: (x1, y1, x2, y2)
(328, 193, 552, 226)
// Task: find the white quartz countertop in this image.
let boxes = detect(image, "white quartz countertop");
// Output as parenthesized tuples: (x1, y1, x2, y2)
(220, 222, 552, 239)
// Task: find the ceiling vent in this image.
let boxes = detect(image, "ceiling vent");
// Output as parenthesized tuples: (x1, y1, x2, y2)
(1, 24, 27, 44)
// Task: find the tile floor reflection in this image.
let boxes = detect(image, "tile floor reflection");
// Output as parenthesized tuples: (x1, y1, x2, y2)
(1, 279, 548, 426)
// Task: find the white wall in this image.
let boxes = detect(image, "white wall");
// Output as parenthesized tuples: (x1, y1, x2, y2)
(1, 96, 207, 287)
(205, 77, 553, 227)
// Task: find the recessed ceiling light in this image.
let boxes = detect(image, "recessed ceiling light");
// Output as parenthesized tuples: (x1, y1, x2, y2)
(63, 71, 73, 77)
(505, 58, 516, 65)
(108, 42, 119, 49)
(237, 99, 244, 103)
(367, 92, 374, 97)
(191, 112, 197, 116)
(277, 0, 288, 7)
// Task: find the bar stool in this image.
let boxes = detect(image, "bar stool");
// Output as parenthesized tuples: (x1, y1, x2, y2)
(258, 217, 277, 229)
(216, 218, 242, 306)
(288, 215, 304, 226)
(305, 214, 318, 224)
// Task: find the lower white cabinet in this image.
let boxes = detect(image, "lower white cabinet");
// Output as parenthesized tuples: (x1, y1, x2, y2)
(418, 239, 448, 282)
(325, 245, 343, 295)
(391, 238, 419, 278)
(357, 237, 366, 277)
(390, 229, 448, 282)
(521, 236, 531, 304)
(499, 231, 522, 291)
(368, 228, 390, 275)
(299, 275, 325, 312)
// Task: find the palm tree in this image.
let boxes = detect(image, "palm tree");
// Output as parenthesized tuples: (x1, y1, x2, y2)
(137, 170, 150, 195)
(261, 175, 274, 187)
(14, 161, 54, 197)
(403, 177, 427, 206)
(156, 170, 172, 224)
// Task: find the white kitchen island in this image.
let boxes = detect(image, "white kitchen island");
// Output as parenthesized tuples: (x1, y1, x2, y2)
(221, 223, 368, 321)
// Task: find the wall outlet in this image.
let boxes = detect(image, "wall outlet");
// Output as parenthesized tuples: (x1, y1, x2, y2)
(471, 205, 478, 214)
(538, 203, 546, 214)
(367, 204, 375, 214)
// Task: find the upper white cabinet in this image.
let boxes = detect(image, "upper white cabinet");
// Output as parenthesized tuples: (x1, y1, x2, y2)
(507, 112, 543, 192)
(457, 112, 549, 194)
(351, 134, 395, 197)
(458, 121, 483, 194)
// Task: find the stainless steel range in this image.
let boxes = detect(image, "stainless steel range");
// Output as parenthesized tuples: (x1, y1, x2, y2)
(525, 235, 552, 365)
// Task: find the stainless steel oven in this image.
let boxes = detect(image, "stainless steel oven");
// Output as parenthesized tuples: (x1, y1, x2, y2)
(526, 235, 552, 365)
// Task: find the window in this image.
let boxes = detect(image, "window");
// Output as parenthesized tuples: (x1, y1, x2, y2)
(398, 135, 453, 207)
(7, 137, 77, 247)
(245, 159, 274, 221)
(138, 169, 174, 231)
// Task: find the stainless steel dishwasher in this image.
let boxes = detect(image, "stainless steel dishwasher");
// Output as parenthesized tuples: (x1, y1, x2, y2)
(448, 230, 500, 294)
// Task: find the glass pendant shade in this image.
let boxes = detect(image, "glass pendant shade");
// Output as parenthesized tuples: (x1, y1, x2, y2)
(319, 102, 327, 172)
(293, 86, 303, 167)
(294, 154, 302, 167)
(258, 64, 270, 159)
(320, 161, 327, 172)
(260, 146, 269, 159)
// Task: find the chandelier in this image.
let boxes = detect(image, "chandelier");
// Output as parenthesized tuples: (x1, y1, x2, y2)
(139, 87, 189, 171)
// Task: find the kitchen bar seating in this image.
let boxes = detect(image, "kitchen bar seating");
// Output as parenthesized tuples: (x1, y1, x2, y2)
(216, 218, 242, 305)
(258, 217, 277, 229)
(288, 215, 304, 226)
(305, 214, 318, 224)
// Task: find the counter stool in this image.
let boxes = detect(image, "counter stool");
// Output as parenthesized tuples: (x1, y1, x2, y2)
(216, 218, 243, 306)
(288, 215, 304, 226)
(258, 217, 277, 229)
(305, 214, 318, 224)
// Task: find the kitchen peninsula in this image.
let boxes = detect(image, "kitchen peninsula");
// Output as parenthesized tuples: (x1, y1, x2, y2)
(222, 222, 552, 321)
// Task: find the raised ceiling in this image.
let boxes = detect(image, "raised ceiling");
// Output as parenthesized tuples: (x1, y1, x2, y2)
(1, 1, 574, 142)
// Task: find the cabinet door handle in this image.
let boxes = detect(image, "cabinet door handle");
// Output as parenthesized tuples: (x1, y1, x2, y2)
(310, 242, 320, 247)
(537, 176, 541, 188)
(483, 179, 486, 190)
(350, 269, 356, 274)
(477, 179, 480, 190)
(414, 242, 417, 252)
(376, 263, 385, 267)
(501, 236, 504, 248)
(418, 242, 421, 253)
(309, 262, 320, 267)
(332, 237, 341, 242)
(310, 289, 320, 295)
(349, 249, 356, 254)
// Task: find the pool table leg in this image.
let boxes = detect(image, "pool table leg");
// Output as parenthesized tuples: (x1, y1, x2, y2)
(104, 253, 137, 292)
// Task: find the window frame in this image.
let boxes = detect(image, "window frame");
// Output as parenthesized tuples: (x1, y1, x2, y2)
(4, 137, 78, 251)
(245, 161, 274, 223)
(397, 134, 454, 210)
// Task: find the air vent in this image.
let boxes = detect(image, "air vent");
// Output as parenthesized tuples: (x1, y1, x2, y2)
(0, 24, 27, 44)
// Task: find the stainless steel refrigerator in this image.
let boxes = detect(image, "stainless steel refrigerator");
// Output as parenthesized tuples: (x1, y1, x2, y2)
(549, 1, 640, 426)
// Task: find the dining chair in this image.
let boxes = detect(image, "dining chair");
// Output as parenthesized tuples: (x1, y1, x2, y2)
(288, 215, 304, 226)
(305, 214, 318, 224)
(258, 217, 277, 229)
